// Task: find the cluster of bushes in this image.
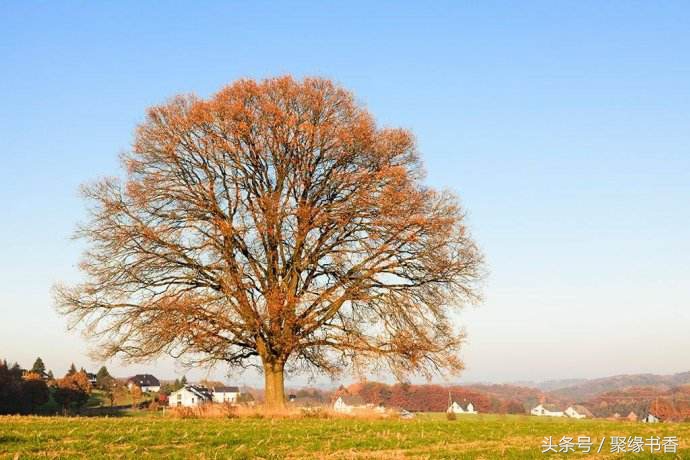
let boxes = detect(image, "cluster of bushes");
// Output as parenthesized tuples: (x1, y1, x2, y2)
(52, 371, 92, 413)
(0, 362, 50, 414)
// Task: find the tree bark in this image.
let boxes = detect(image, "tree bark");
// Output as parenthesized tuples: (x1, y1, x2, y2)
(262, 359, 286, 409)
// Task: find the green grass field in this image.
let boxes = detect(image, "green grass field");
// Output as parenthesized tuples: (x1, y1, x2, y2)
(0, 413, 687, 459)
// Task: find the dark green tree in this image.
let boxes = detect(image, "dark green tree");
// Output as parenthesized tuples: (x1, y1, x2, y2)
(96, 366, 110, 379)
(10, 363, 21, 377)
(21, 378, 49, 411)
(95, 366, 112, 388)
(31, 357, 46, 375)
(66, 363, 77, 377)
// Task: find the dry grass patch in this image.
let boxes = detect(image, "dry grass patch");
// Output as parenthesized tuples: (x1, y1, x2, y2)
(167, 403, 392, 421)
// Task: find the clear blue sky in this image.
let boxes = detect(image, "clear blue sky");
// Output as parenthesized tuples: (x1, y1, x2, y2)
(1, 1, 689, 385)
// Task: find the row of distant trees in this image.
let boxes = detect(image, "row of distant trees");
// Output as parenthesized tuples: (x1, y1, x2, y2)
(587, 386, 690, 421)
(0, 356, 205, 416)
(337, 382, 526, 414)
(0, 357, 121, 415)
(158, 376, 187, 396)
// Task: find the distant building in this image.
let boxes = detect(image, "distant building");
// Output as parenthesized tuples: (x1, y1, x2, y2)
(399, 409, 415, 419)
(127, 374, 161, 393)
(642, 413, 661, 424)
(86, 372, 97, 386)
(333, 395, 366, 413)
(169, 385, 212, 407)
(565, 405, 592, 419)
(626, 411, 638, 422)
(447, 401, 477, 414)
(531, 404, 565, 417)
(24, 370, 51, 381)
(211, 386, 240, 404)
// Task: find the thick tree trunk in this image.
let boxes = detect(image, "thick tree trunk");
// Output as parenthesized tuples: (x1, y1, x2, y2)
(262, 360, 286, 409)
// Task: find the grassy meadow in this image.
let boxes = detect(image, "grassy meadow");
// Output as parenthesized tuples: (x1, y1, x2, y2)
(0, 413, 688, 459)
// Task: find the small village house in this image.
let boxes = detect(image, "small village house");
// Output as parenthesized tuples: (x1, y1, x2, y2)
(333, 395, 366, 413)
(399, 409, 415, 419)
(86, 372, 97, 386)
(642, 413, 661, 423)
(168, 385, 212, 407)
(626, 411, 638, 422)
(531, 404, 565, 417)
(447, 401, 477, 414)
(211, 386, 240, 404)
(24, 369, 51, 382)
(127, 374, 161, 393)
(565, 405, 592, 419)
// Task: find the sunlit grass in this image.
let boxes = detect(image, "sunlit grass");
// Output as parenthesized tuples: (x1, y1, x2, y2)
(0, 413, 687, 459)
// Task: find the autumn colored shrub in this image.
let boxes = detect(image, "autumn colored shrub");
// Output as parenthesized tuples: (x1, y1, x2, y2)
(53, 370, 92, 414)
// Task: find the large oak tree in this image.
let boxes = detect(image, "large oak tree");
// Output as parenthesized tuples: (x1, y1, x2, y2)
(55, 76, 483, 407)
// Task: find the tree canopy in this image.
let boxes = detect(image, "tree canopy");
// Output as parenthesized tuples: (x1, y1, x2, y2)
(66, 364, 77, 377)
(31, 357, 46, 375)
(55, 76, 483, 406)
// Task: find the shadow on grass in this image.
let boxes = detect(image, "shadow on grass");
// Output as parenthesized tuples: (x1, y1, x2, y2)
(0, 435, 21, 444)
(79, 404, 148, 417)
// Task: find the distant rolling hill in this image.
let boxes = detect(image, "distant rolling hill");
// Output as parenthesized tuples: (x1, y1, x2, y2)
(512, 378, 588, 392)
(543, 372, 690, 402)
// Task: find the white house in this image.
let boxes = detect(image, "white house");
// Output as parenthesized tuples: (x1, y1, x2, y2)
(333, 395, 366, 413)
(642, 413, 661, 424)
(531, 404, 565, 417)
(565, 405, 592, 419)
(447, 401, 464, 414)
(399, 409, 415, 419)
(212, 386, 240, 404)
(447, 401, 478, 414)
(127, 374, 161, 393)
(169, 385, 212, 407)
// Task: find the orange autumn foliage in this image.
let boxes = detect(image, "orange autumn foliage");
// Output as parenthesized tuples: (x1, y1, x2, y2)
(55, 76, 483, 408)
